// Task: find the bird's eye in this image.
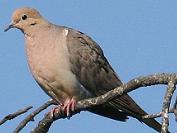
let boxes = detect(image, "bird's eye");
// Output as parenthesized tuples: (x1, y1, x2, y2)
(21, 14, 27, 20)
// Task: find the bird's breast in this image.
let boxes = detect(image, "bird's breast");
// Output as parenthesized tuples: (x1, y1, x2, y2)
(26, 33, 69, 80)
(25, 31, 92, 101)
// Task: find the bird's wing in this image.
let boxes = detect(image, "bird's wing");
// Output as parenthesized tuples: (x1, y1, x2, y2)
(66, 28, 162, 132)
(66, 28, 122, 95)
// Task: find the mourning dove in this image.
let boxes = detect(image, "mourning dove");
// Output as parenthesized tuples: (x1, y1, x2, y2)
(5, 7, 162, 132)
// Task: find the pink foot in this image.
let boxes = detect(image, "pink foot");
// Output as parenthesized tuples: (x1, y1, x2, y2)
(62, 98, 76, 118)
(48, 98, 76, 118)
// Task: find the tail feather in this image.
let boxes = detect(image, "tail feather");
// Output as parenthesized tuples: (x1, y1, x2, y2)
(141, 118, 162, 133)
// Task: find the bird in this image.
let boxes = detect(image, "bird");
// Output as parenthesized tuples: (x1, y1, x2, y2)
(5, 7, 162, 132)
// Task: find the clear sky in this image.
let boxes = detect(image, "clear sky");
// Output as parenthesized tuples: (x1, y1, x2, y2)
(0, 1, 177, 133)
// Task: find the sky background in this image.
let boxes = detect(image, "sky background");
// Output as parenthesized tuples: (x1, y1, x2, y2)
(0, 0, 177, 133)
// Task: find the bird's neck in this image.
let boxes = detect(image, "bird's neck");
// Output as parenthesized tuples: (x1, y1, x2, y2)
(23, 20, 52, 38)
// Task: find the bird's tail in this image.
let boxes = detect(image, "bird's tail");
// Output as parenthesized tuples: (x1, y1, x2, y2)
(90, 94, 165, 132)
(90, 102, 162, 133)
(110, 94, 166, 133)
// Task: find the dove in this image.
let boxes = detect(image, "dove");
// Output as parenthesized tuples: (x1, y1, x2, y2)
(5, 7, 162, 132)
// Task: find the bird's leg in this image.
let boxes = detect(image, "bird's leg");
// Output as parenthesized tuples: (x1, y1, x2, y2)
(62, 98, 76, 118)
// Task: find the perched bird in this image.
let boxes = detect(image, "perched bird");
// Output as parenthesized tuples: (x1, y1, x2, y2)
(5, 7, 162, 132)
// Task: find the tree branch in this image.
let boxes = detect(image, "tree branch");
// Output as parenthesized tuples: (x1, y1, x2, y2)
(0, 106, 32, 126)
(142, 108, 177, 119)
(143, 96, 177, 123)
(161, 81, 176, 133)
(30, 73, 177, 133)
(13, 100, 55, 133)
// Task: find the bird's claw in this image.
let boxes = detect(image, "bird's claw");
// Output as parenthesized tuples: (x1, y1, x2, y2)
(48, 98, 76, 119)
(49, 106, 61, 119)
(62, 98, 76, 118)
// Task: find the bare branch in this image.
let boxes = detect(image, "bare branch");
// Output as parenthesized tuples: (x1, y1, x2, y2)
(13, 100, 55, 133)
(143, 112, 162, 119)
(142, 108, 177, 119)
(0, 106, 32, 126)
(161, 81, 176, 133)
(31, 73, 177, 132)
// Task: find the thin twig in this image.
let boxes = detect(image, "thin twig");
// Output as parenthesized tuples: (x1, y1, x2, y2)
(0, 106, 32, 126)
(13, 100, 55, 133)
(142, 108, 177, 119)
(143, 112, 162, 119)
(161, 81, 176, 133)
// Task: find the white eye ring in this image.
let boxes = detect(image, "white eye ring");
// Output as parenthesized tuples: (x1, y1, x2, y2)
(21, 14, 27, 20)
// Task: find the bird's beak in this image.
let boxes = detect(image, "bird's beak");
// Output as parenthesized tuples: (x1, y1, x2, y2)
(4, 22, 15, 32)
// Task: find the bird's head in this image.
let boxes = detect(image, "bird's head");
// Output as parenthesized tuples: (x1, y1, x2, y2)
(4, 7, 46, 32)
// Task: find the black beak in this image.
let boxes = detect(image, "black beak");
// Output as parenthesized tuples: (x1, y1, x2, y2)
(4, 23, 15, 32)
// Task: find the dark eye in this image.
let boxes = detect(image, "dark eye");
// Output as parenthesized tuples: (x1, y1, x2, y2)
(21, 14, 27, 20)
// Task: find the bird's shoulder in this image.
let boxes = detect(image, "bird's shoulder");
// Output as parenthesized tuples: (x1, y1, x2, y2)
(66, 27, 110, 75)
(65, 27, 103, 55)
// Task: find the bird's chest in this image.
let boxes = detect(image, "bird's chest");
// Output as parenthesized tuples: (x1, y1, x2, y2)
(26, 36, 70, 82)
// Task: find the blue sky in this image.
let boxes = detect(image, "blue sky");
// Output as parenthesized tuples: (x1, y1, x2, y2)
(0, 1, 177, 133)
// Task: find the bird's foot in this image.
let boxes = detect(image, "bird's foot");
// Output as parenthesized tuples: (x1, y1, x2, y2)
(62, 98, 76, 118)
(49, 105, 61, 118)
(48, 98, 76, 119)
